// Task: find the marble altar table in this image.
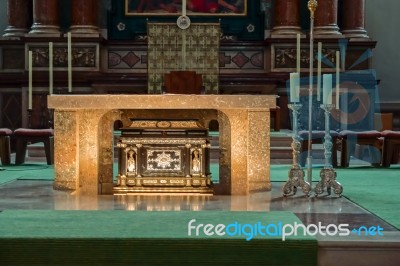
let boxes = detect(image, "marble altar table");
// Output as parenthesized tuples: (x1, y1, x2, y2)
(47, 95, 276, 195)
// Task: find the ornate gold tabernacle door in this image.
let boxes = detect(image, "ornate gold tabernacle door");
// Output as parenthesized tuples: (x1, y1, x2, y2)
(114, 119, 213, 194)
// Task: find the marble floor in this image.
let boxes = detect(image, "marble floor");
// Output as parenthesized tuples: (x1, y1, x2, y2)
(0, 178, 397, 231)
(1, 155, 400, 266)
(0, 150, 398, 230)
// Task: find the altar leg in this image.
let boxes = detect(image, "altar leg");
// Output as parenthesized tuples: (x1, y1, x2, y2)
(78, 110, 104, 194)
(248, 110, 271, 192)
(220, 109, 271, 195)
(53, 109, 110, 194)
(98, 110, 121, 194)
(53, 110, 79, 191)
(225, 109, 249, 195)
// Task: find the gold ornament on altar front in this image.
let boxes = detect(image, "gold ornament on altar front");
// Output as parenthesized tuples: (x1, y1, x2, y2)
(308, 0, 318, 19)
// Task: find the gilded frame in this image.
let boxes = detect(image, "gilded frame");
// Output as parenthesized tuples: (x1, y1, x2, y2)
(125, 0, 248, 16)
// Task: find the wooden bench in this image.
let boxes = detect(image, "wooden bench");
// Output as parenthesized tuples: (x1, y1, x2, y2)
(0, 128, 12, 165)
(13, 128, 54, 165)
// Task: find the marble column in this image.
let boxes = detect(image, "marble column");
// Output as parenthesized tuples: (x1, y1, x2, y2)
(70, 0, 99, 36)
(3, 0, 31, 37)
(340, 0, 369, 39)
(270, 0, 302, 37)
(314, 0, 342, 37)
(29, 0, 60, 35)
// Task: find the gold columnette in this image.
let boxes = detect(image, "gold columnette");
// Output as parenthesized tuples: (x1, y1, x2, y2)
(307, 0, 318, 19)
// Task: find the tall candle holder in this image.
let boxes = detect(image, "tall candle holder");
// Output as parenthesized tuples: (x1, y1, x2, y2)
(27, 109, 32, 129)
(283, 104, 311, 197)
(306, 0, 318, 187)
(315, 104, 343, 197)
(48, 109, 54, 129)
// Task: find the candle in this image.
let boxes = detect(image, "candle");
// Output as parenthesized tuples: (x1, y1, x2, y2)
(28, 50, 33, 110)
(296, 33, 301, 73)
(323, 74, 333, 105)
(182, 0, 186, 16)
(317, 42, 322, 102)
(67, 32, 72, 93)
(49, 42, 53, 95)
(336, 51, 340, 109)
(290, 72, 300, 103)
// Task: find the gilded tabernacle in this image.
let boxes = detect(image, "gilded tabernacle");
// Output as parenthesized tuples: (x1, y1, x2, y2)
(114, 119, 213, 194)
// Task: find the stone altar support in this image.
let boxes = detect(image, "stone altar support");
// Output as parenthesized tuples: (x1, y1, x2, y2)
(47, 95, 276, 195)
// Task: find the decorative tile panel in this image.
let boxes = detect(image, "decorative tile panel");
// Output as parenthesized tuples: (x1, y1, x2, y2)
(27, 43, 99, 71)
(147, 23, 220, 94)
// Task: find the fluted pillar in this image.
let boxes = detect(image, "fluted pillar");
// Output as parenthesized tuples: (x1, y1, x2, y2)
(70, 0, 99, 36)
(3, 0, 31, 37)
(340, 0, 369, 39)
(270, 0, 302, 37)
(29, 0, 60, 36)
(314, 0, 342, 37)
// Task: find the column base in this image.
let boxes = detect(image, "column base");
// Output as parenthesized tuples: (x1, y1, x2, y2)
(53, 180, 78, 192)
(29, 24, 61, 36)
(69, 25, 100, 37)
(3, 26, 28, 38)
(270, 26, 303, 38)
(314, 26, 343, 38)
(342, 28, 369, 39)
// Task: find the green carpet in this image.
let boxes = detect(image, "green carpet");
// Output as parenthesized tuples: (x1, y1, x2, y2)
(0, 210, 317, 266)
(0, 164, 54, 184)
(271, 164, 400, 229)
(1, 162, 399, 233)
(336, 166, 400, 229)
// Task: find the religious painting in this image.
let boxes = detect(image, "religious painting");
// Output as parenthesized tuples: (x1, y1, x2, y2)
(125, 0, 248, 16)
(109, 0, 263, 40)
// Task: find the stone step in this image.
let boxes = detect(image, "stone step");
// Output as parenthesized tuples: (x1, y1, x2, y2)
(27, 143, 46, 157)
(271, 138, 293, 147)
(271, 147, 293, 159)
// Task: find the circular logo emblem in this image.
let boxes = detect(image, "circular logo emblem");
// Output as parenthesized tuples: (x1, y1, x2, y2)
(177, 15, 191, 30)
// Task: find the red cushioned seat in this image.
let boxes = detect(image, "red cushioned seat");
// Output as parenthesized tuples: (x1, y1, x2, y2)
(0, 128, 12, 136)
(339, 130, 381, 138)
(381, 130, 400, 138)
(13, 128, 54, 137)
(381, 130, 400, 167)
(299, 130, 339, 139)
(13, 128, 54, 165)
(0, 128, 12, 165)
(339, 130, 382, 167)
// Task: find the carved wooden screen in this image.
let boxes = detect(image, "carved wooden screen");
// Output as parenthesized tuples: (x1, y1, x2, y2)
(147, 23, 220, 94)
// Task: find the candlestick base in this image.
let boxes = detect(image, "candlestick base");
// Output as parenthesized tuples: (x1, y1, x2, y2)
(315, 167, 342, 197)
(282, 166, 311, 197)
